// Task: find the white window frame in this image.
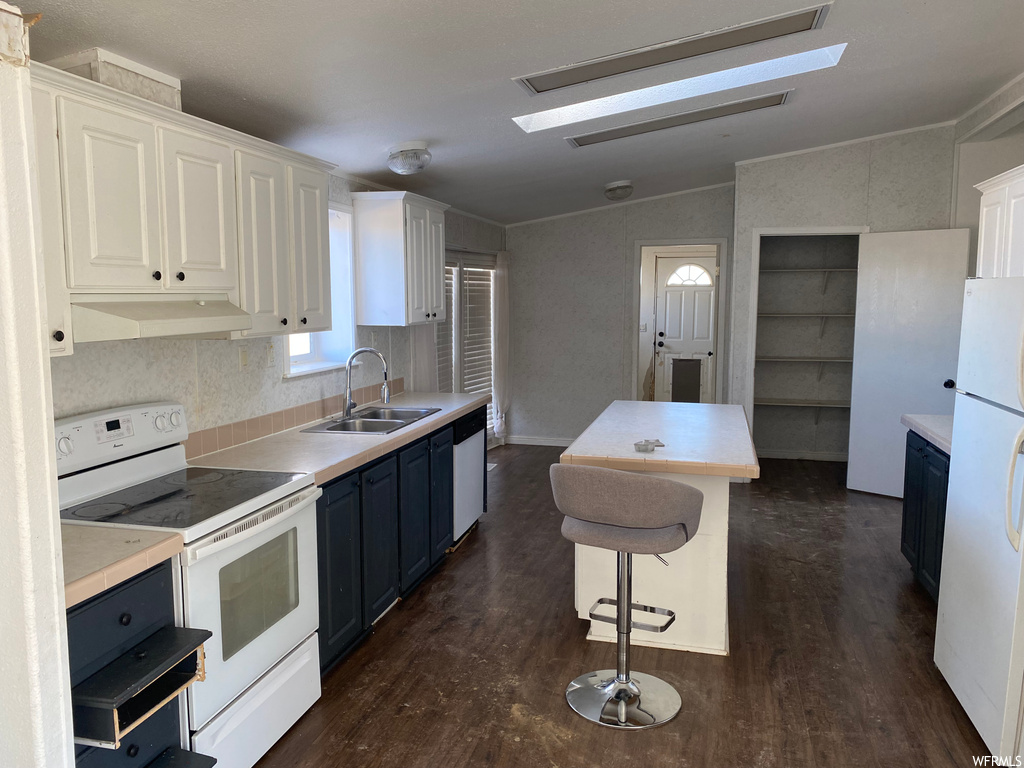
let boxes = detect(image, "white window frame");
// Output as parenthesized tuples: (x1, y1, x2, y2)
(285, 204, 357, 378)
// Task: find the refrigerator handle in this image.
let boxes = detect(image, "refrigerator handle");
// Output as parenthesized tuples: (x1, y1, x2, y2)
(1007, 430, 1024, 552)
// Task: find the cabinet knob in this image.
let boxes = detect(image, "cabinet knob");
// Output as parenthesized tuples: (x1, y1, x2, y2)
(126, 744, 140, 758)
(119, 612, 132, 626)
(281, 318, 288, 326)
(657, 341, 665, 348)
(943, 379, 956, 389)
(301, 317, 307, 325)
(425, 313, 430, 318)
(152, 271, 162, 281)
(176, 271, 185, 281)
(53, 330, 65, 342)
(707, 351, 714, 357)
(431, 313, 436, 318)
(658, 331, 665, 338)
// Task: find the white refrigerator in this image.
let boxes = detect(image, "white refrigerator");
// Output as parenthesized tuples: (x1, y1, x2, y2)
(935, 277, 1024, 757)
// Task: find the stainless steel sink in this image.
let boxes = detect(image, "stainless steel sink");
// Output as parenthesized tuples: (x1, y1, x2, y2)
(301, 406, 441, 435)
(355, 407, 440, 421)
(304, 418, 407, 434)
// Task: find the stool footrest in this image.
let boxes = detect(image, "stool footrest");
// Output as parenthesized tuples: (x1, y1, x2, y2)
(588, 597, 676, 633)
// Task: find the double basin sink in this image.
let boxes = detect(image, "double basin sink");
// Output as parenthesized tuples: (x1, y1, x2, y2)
(302, 406, 442, 435)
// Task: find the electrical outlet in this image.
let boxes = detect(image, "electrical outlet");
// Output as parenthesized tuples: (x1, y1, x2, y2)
(266, 344, 276, 368)
(238, 345, 248, 370)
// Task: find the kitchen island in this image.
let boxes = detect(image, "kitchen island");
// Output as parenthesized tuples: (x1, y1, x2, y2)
(560, 400, 759, 656)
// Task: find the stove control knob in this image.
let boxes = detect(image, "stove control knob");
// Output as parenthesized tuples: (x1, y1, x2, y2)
(169, 412, 182, 429)
(57, 436, 73, 456)
(154, 415, 168, 432)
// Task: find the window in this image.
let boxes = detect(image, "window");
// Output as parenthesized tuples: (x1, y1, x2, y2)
(437, 253, 496, 430)
(666, 264, 713, 286)
(287, 207, 356, 376)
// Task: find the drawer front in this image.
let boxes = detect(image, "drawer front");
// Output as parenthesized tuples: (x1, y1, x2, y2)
(67, 562, 175, 686)
(75, 698, 178, 768)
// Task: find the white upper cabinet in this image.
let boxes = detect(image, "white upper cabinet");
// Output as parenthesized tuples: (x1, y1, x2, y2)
(288, 164, 331, 332)
(59, 98, 163, 290)
(976, 164, 1024, 278)
(236, 151, 291, 336)
(353, 191, 449, 326)
(159, 128, 238, 291)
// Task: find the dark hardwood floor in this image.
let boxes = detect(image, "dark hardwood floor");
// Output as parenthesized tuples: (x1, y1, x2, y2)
(257, 448, 986, 767)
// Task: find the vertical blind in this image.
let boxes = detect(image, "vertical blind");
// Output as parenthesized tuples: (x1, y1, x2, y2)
(436, 255, 496, 430)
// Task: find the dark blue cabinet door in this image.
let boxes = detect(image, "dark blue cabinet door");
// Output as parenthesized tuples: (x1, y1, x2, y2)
(901, 432, 926, 570)
(430, 427, 455, 566)
(918, 444, 950, 601)
(317, 472, 363, 671)
(399, 440, 431, 594)
(361, 457, 400, 624)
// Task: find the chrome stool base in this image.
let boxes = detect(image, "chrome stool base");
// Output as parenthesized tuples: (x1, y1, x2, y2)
(565, 669, 681, 729)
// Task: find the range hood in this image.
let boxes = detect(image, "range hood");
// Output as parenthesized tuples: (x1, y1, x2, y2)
(71, 294, 252, 342)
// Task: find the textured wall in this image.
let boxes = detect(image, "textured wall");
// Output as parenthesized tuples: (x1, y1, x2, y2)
(730, 125, 957, 424)
(506, 185, 734, 441)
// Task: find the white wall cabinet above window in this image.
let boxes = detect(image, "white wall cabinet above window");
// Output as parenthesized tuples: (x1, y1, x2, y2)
(352, 191, 449, 326)
(976, 164, 1024, 278)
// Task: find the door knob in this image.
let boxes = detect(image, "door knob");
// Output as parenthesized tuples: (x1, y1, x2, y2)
(943, 379, 956, 389)
(657, 341, 665, 348)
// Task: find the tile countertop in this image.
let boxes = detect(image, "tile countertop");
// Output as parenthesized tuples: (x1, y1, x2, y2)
(560, 400, 760, 478)
(192, 392, 492, 486)
(900, 414, 953, 455)
(62, 525, 183, 609)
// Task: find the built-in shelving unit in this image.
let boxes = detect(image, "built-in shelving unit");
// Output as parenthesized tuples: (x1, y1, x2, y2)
(753, 235, 859, 461)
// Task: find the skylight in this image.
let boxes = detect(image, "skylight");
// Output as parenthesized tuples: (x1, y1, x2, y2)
(512, 44, 847, 134)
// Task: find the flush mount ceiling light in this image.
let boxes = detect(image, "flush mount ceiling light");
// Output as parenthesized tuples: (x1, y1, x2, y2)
(604, 181, 634, 201)
(516, 4, 830, 94)
(387, 141, 432, 175)
(568, 91, 789, 147)
(512, 44, 846, 133)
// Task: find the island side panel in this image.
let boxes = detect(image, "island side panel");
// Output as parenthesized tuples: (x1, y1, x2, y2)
(573, 472, 731, 655)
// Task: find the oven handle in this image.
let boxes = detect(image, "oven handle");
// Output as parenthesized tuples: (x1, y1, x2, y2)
(185, 486, 321, 566)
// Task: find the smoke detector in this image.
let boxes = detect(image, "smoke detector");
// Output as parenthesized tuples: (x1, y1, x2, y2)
(387, 141, 432, 175)
(604, 180, 634, 201)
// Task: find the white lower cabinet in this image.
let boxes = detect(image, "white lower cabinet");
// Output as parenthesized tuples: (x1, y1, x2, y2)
(159, 128, 238, 292)
(58, 97, 163, 290)
(236, 151, 291, 335)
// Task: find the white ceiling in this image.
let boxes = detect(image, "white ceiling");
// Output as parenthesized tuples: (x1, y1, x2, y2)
(24, 0, 1024, 224)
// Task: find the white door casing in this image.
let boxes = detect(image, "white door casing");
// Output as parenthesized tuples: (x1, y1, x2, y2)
(653, 256, 717, 403)
(847, 229, 970, 497)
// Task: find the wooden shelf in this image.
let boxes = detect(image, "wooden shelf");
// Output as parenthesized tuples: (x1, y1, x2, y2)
(756, 357, 853, 363)
(759, 268, 857, 273)
(757, 313, 855, 318)
(754, 398, 851, 408)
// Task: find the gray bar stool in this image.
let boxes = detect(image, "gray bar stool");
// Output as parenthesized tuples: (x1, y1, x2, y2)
(550, 463, 703, 729)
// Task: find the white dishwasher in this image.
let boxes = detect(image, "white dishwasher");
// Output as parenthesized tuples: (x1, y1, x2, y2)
(453, 406, 487, 540)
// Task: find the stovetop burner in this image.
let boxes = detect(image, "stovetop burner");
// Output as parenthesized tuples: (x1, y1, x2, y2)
(60, 466, 306, 531)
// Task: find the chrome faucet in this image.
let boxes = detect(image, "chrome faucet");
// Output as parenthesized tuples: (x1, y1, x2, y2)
(344, 347, 390, 417)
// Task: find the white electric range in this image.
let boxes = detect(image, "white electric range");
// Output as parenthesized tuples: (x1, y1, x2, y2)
(57, 402, 322, 768)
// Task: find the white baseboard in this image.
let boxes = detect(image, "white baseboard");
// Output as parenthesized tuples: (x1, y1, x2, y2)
(757, 449, 849, 462)
(505, 435, 575, 447)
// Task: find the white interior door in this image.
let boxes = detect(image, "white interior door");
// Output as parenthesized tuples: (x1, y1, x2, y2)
(847, 229, 969, 496)
(653, 256, 717, 402)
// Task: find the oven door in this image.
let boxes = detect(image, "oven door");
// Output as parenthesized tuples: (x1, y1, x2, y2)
(182, 485, 321, 730)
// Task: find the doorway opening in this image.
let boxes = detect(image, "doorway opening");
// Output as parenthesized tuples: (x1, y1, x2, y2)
(637, 244, 721, 403)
